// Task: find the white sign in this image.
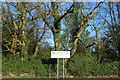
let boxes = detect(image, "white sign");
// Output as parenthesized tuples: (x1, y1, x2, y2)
(51, 51, 70, 58)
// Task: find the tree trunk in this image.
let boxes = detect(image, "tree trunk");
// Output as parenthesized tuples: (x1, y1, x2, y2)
(54, 33, 61, 51)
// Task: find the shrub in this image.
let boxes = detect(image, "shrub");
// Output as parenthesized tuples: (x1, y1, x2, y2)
(2, 54, 48, 77)
(67, 52, 119, 77)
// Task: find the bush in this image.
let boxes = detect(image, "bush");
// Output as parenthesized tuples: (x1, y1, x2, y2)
(2, 54, 48, 77)
(3, 52, 119, 77)
(67, 52, 119, 77)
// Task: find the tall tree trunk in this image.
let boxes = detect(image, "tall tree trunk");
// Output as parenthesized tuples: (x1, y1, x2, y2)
(54, 33, 61, 51)
(11, 33, 17, 54)
(20, 4, 28, 61)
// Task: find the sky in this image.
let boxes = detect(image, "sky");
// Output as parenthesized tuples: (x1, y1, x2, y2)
(0, 0, 119, 2)
(1, 2, 119, 47)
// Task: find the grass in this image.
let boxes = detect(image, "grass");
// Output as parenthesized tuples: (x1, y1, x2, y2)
(1, 78, 120, 80)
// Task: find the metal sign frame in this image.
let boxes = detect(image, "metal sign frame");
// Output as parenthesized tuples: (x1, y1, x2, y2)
(51, 51, 70, 79)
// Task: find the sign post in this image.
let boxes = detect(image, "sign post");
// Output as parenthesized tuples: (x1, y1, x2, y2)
(51, 51, 70, 79)
(63, 58, 64, 78)
(57, 58, 59, 78)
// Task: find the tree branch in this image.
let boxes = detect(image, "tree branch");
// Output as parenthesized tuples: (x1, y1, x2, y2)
(70, 2, 103, 58)
(54, 3, 74, 29)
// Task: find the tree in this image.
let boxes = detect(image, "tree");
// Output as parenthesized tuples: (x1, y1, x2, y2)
(94, 2, 120, 61)
(2, 2, 47, 60)
(64, 2, 103, 58)
(33, 2, 74, 51)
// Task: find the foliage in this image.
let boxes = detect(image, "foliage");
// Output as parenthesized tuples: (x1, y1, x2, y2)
(67, 52, 119, 77)
(2, 54, 47, 77)
(105, 24, 120, 61)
